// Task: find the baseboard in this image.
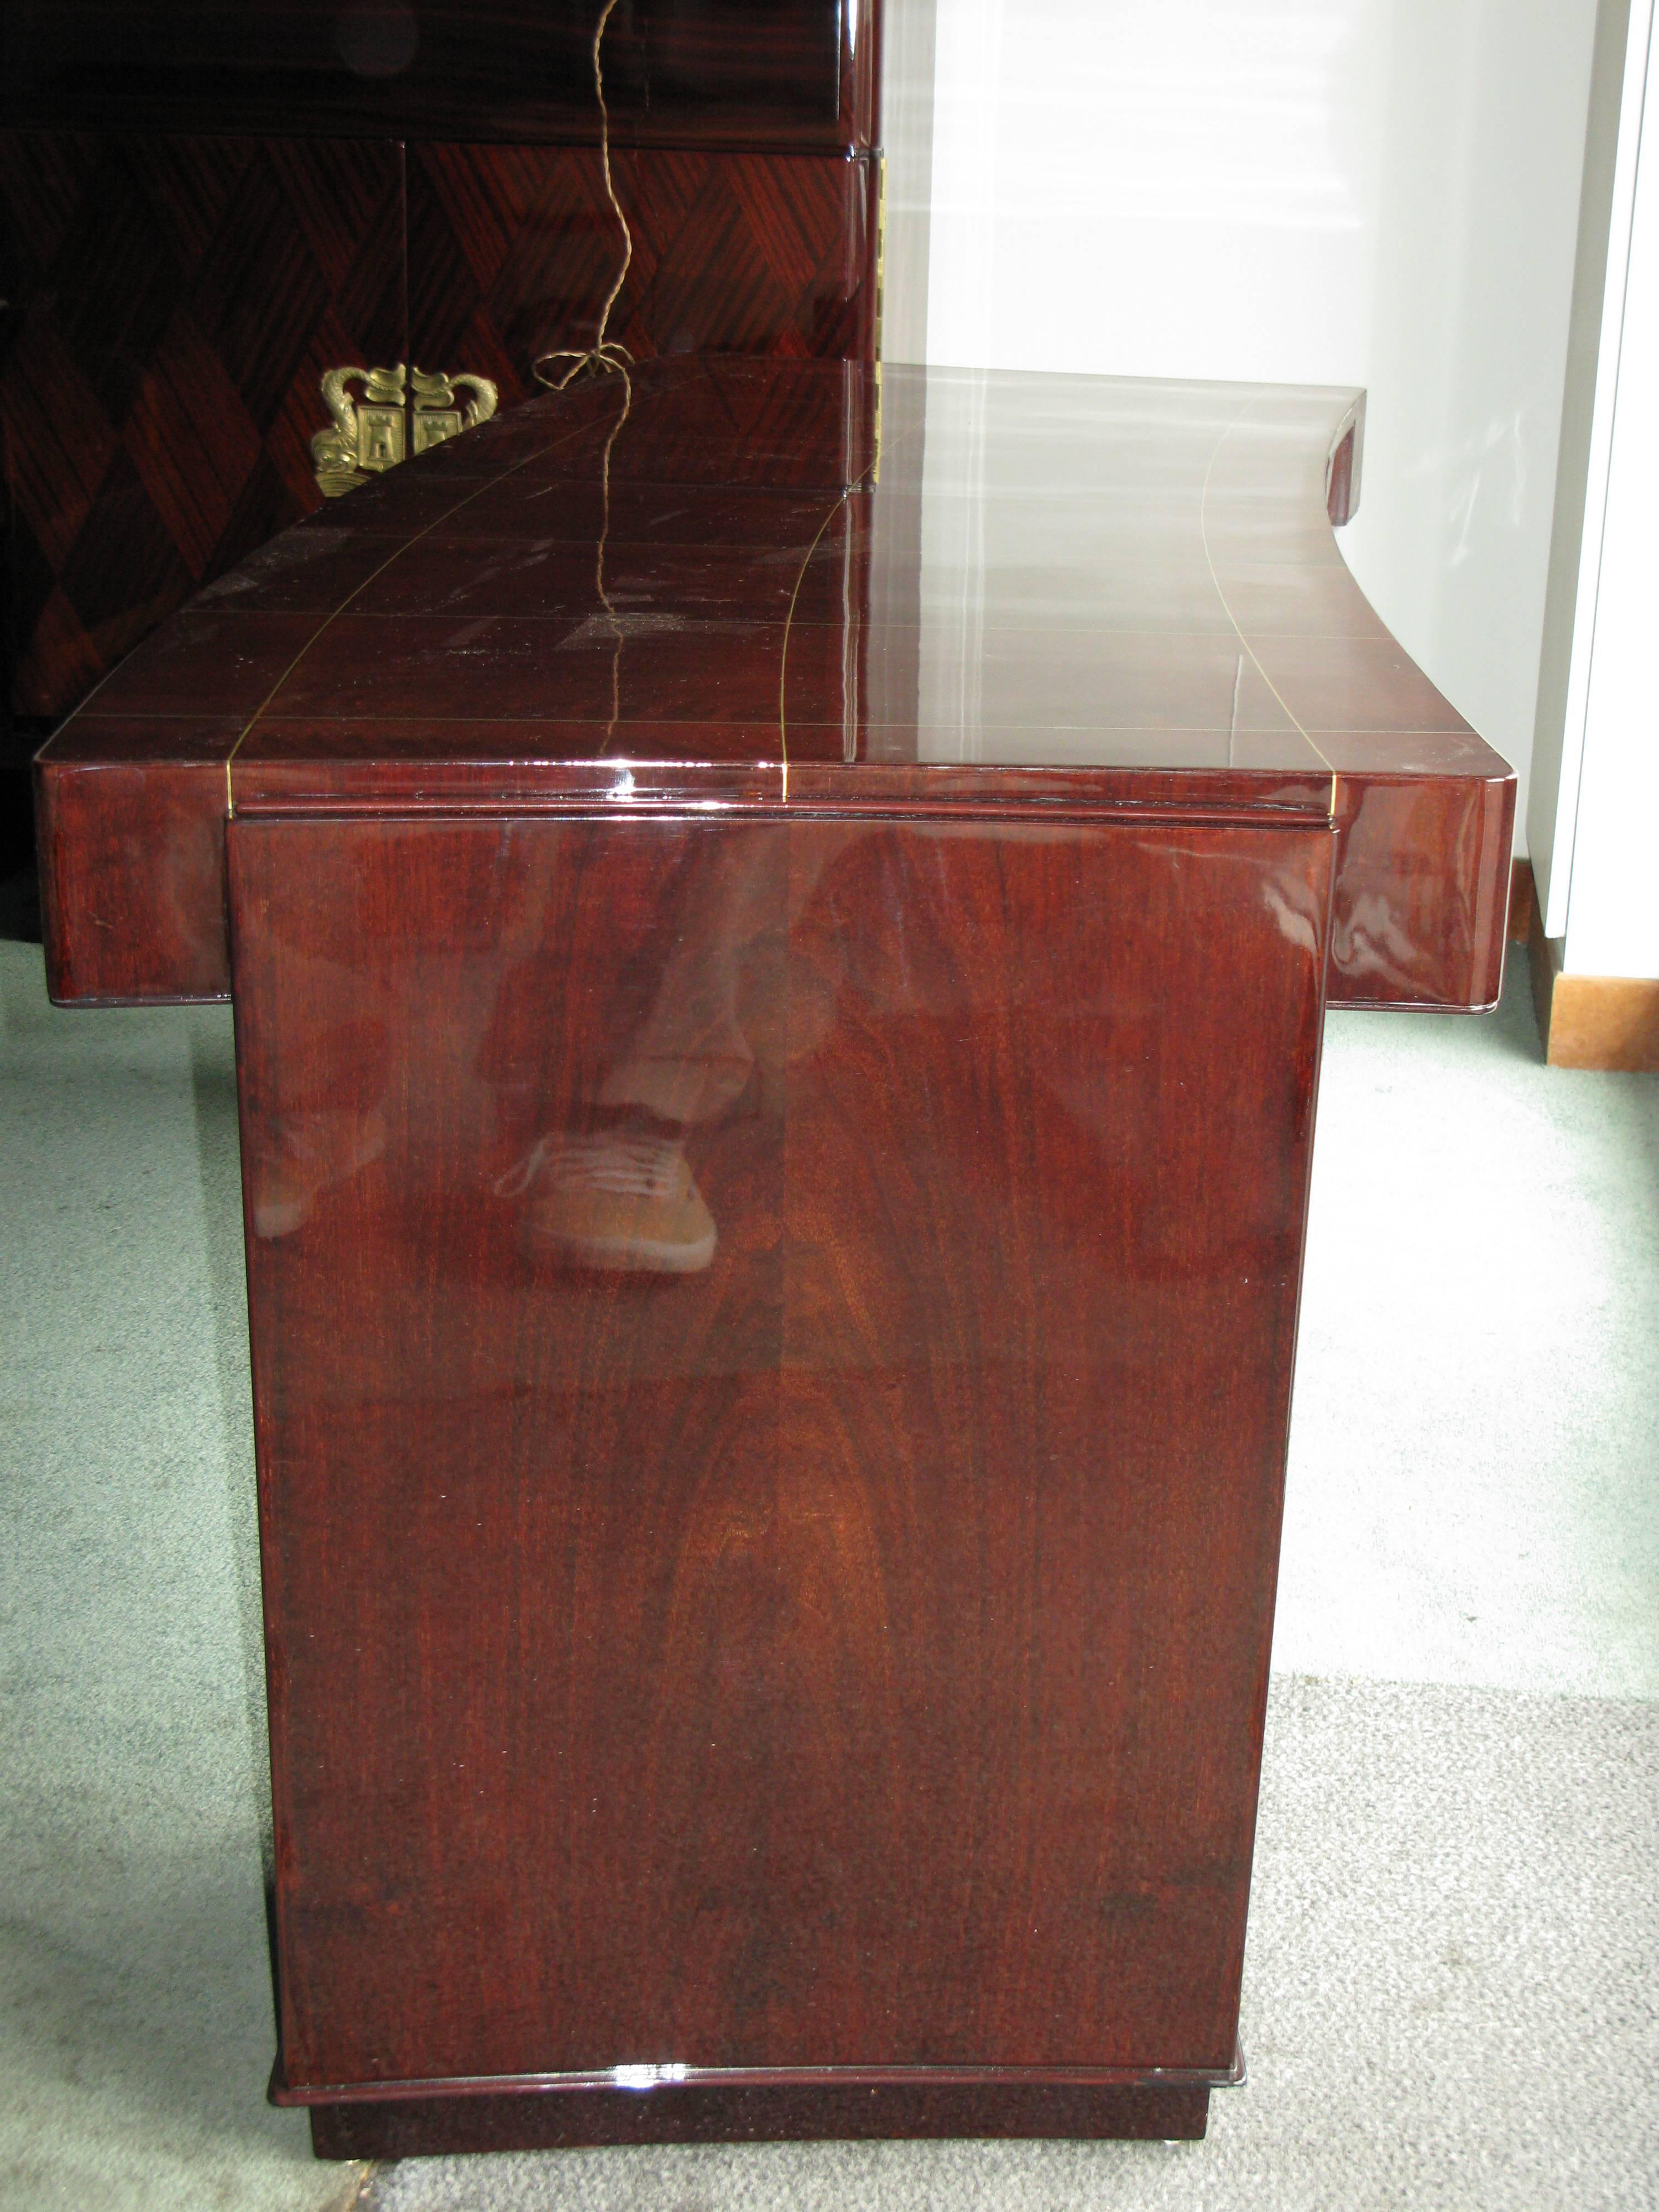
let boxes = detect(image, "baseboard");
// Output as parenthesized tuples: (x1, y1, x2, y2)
(1528, 897, 1659, 1071)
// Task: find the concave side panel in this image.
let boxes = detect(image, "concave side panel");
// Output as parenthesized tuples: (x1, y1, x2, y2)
(228, 808, 1332, 2098)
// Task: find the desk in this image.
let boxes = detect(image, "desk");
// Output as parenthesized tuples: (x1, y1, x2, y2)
(36, 359, 1513, 2157)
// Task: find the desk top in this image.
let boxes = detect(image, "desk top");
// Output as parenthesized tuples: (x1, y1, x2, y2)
(36, 358, 1515, 1009)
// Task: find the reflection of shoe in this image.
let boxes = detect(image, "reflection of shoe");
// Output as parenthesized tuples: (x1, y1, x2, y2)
(250, 1108, 388, 1239)
(510, 1131, 716, 1274)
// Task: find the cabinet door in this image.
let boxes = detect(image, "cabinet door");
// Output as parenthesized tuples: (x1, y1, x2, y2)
(0, 130, 403, 718)
(229, 806, 1329, 2098)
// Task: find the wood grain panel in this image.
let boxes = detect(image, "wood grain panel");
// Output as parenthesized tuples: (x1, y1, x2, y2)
(1328, 770, 1515, 1010)
(1527, 899, 1659, 1071)
(35, 739, 238, 1003)
(228, 806, 1331, 2106)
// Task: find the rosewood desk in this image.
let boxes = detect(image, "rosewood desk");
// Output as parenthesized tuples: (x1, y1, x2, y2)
(35, 358, 1513, 2158)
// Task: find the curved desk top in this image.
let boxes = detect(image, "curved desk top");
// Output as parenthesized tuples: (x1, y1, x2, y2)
(36, 357, 1513, 1011)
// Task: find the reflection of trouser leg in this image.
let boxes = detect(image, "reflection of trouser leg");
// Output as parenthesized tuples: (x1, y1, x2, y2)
(244, 984, 390, 1241)
(514, 836, 782, 1271)
(511, 830, 843, 1274)
(596, 834, 783, 1126)
(598, 1039, 754, 1127)
(596, 827, 846, 1125)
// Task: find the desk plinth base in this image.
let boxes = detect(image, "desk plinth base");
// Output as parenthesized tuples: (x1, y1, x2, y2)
(306, 2079, 1215, 2159)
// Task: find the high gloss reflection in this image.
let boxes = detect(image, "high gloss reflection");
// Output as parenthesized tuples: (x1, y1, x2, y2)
(41, 356, 1512, 1014)
(232, 803, 1333, 2083)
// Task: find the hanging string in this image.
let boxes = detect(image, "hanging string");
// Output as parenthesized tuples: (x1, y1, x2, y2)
(596, 368, 632, 746)
(528, 0, 638, 743)
(533, 0, 635, 391)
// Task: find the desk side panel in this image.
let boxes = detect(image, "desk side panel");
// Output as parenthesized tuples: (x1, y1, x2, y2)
(36, 749, 231, 1004)
(229, 807, 1332, 2098)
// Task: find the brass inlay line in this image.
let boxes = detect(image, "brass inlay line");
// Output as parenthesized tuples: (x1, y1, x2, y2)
(222, 407, 625, 816)
(211, 715, 1347, 733)
(778, 492, 851, 803)
(777, 402, 924, 797)
(873, 153, 885, 481)
(1198, 394, 1338, 816)
(594, 367, 633, 748)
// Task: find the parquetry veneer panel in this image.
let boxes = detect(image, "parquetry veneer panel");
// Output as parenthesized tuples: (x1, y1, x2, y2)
(0, 128, 404, 717)
(2, 133, 877, 721)
(405, 143, 878, 407)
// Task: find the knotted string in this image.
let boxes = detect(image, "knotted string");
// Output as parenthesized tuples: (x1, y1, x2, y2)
(533, 0, 635, 392)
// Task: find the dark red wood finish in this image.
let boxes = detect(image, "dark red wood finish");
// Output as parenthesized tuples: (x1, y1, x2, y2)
(405, 142, 878, 408)
(35, 740, 236, 1005)
(0, 128, 405, 718)
(228, 801, 1331, 2130)
(37, 358, 1515, 1014)
(35, 356, 1516, 2159)
(2, 0, 879, 154)
(308, 2079, 1214, 2157)
(1, 132, 876, 721)
(1324, 397, 1363, 528)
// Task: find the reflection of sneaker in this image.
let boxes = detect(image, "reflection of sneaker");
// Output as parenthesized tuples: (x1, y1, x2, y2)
(249, 1108, 388, 1239)
(508, 1132, 716, 1275)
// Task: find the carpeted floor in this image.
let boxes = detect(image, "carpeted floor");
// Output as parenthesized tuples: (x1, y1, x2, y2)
(2, 937, 1655, 2212)
(369, 1679, 1659, 2212)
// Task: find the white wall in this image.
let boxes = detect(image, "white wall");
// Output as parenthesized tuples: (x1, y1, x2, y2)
(924, 0, 1600, 851)
(1527, 0, 1646, 937)
(1556, 2, 1659, 978)
(880, 0, 938, 366)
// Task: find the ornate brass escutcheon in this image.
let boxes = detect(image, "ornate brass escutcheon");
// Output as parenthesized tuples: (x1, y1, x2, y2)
(311, 364, 499, 497)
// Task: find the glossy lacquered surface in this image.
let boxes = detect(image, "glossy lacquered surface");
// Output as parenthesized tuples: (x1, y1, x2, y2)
(231, 806, 1331, 2100)
(38, 357, 1515, 1011)
(308, 2080, 1213, 2157)
(0, 128, 404, 717)
(404, 142, 878, 405)
(2, 131, 877, 719)
(1, 0, 878, 152)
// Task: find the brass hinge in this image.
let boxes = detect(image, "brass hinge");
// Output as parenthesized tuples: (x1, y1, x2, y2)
(873, 151, 885, 483)
(875, 149, 886, 366)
